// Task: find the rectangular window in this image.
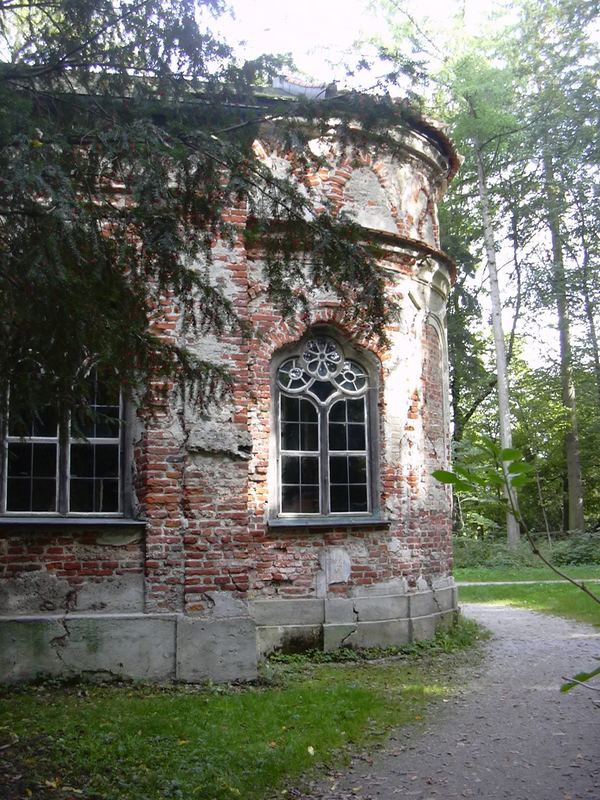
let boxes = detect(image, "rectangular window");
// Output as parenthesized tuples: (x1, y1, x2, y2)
(280, 396, 320, 514)
(1, 377, 126, 516)
(6, 407, 59, 512)
(328, 398, 369, 514)
(70, 379, 121, 513)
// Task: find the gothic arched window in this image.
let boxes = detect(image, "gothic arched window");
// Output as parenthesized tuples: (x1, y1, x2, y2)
(274, 334, 376, 518)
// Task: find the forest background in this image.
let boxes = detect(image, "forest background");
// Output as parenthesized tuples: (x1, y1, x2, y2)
(359, 0, 599, 551)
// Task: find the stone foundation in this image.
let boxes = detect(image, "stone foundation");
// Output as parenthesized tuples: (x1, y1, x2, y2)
(0, 581, 457, 683)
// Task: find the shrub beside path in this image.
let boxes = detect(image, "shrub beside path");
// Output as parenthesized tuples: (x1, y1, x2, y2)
(292, 604, 600, 800)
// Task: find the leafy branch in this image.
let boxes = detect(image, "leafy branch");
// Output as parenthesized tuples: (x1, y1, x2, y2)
(433, 437, 600, 694)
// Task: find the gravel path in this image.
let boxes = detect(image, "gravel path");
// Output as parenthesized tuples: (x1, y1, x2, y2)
(294, 604, 600, 800)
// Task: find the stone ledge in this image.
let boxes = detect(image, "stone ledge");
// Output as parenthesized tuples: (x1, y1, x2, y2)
(0, 516, 146, 530)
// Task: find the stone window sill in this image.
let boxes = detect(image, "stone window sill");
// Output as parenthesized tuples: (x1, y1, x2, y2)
(268, 515, 390, 530)
(0, 516, 146, 529)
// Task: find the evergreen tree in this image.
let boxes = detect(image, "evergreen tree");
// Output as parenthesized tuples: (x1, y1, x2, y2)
(0, 0, 412, 419)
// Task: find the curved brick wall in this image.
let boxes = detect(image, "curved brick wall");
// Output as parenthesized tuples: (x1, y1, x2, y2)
(1, 119, 458, 683)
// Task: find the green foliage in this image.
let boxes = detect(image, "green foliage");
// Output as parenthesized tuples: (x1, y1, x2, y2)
(433, 435, 535, 538)
(453, 537, 539, 568)
(550, 533, 600, 567)
(561, 660, 600, 693)
(268, 616, 486, 664)
(0, 0, 420, 417)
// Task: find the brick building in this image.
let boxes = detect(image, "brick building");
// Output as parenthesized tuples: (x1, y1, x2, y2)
(0, 94, 459, 682)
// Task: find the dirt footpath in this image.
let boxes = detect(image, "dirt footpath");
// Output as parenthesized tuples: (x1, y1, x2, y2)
(295, 604, 600, 800)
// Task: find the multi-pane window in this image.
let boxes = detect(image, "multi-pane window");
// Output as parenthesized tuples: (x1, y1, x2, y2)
(2, 377, 124, 515)
(70, 380, 121, 513)
(276, 335, 373, 517)
(6, 408, 59, 512)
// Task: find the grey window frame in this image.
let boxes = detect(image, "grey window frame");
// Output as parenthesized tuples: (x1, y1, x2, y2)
(0, 390, 134, 519)
(270, 332, 382, 526)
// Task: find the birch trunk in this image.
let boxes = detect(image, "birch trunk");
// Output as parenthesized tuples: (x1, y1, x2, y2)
(474, 142, 521, 550)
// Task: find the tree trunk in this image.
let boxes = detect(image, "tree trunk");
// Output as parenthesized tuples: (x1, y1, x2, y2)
(474, 142, 521, 550)
(543, 152, 585, 532)
(580, 247, 600, 408)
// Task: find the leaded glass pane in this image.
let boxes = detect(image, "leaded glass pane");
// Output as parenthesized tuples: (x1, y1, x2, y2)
(301, 456, 319, 484)
(70, 480, 94, 512)
(329, 456, 348, 484)
(281, 395, 300, 422)
(301, 486, 319, 513)
(329, 423, 346, 451)
(96, 479, 119, 512)
(33, 408, 59, 437)
(309, 380, 336, 402)
(71, 443, 94, 477)
(329, 401, 345, 422)
(281, 422, 300, 451)
(281, 485, 301, 513)
(349, 456, 367, 483)
(302, 337, 343, 379)
(277, 359, 310, 392)
(347, 399, 365, 422)
(32, 444, 57, 477)
(330, 484, 349, 513)
(32, 479, 57, 512)
(300, 422, 318, 451)
(349, 485, 368, 512)
(94, 406, 120, 438)
(96, 444, 119, 478)
(281, 455, 300, 484)
(334, 361, 367, 393)
(7, 443, 31, 477)
(347, 424, 366, 450)
(6, 479, 30, 511)
(300, 401, 318, 422)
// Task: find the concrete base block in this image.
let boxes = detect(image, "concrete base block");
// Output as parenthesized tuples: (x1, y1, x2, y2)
(411, 614, 437, 641)
(324, 597, 356, 624)
(323, 623, 357, 651)
(256, 624, 323, 657)
(346, 619, 411, 649)
(354, 594, 409, 622)
(176, 616, 257, 683)
(0, 615, 176, 683)
(251, 599, 324, 626)
(409, 590, 435, 618)
(432, 586, 455, 613)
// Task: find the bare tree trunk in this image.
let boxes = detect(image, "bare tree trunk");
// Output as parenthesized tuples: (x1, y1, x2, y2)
(533, 467, 552, 544)
(474, 142, 520, 550)
(543, 152, 585, 532)
(580, 246, 600, 408)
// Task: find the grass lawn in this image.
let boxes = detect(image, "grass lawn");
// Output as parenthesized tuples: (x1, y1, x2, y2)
(0, 619, 485, 800)
(459, 582, 600, 627)
(455, 565, 600, 583)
